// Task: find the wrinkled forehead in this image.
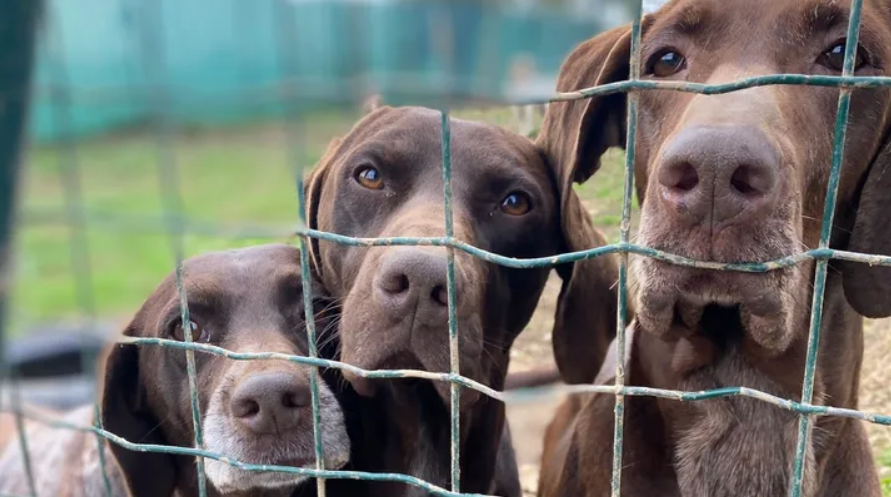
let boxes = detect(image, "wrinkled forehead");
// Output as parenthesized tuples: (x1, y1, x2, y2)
(645, 0, 891, 59)
(149, 246, 305, 319)
(348, 109, 552, 187)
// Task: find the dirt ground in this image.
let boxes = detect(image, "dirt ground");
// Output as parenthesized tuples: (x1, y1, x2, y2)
(504, 273, 891, 495)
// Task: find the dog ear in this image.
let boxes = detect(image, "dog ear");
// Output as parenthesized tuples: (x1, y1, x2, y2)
(536, 24, 631, 185)
(362, 93, 384, 115)
(304, 136, 343, 280)
(101, 333, 177, 497)
(840, 135, 891, 318)
(536, 25, 632, 385)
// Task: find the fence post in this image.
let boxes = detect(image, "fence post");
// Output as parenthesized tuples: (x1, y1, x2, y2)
(0, 0, 43, 381)
(0, 2, 43, 495)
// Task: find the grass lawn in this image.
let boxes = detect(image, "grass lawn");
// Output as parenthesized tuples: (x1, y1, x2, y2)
(883, 449, 891, 495)
(10, 108, 891, 492)
(13, 114, 357, 331)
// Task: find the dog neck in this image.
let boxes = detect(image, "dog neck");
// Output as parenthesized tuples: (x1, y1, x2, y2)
(343, 380, 456, 496)
(341, 372, 508, 497)
(628, 272, 866, 497)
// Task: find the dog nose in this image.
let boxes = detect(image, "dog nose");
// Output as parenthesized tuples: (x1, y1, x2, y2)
(658, 126, 779, 225)
(375, 248, 449, 325)
(230, 372, 310, 435)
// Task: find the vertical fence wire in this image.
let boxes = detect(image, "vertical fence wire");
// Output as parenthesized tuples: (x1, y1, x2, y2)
(8, 382, 35, 497)
(440, 110, 462, 492)
(273, 1, 328, 493)
(138, 1, 208, 495)
(611, 1, 644, 496)
(297, 178, 328, 497)
(789, 0, 864, 495)
(43, 6, 113, 494)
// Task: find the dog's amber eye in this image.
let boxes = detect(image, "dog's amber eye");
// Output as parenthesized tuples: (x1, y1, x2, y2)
(648, 50, 686, 77)
(173, 320, 210, 343)
(355, 166, 384, 190)
(819, 41, 867, 72)
(500, 192, 532, 216)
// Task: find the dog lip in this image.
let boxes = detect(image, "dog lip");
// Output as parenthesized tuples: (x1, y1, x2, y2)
(343, 370, 378, 397)
(270, 457, 312, 468)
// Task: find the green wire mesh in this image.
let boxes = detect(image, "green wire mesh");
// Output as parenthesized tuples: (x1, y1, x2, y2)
(3, 0, 891, 497)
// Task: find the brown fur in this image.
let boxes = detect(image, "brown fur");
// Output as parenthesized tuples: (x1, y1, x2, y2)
(536, 1, 891, 495)
(305, 105, 618, 495)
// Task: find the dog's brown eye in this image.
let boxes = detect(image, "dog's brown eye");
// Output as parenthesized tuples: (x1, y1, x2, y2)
(819, 41, 867, 72)
(648, 50, 686, 77)
(173, 320, 210, 343)
(500, 192, 532, 216)
(355, 166, 384, 190)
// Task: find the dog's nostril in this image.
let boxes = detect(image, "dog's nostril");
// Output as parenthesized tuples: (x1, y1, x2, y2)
(282, 392, 300, 409)
(232, 399, 260, 419)
(431, 285, 448, 306)
(380, 273, 410, 294)
(730, 165, 771, 197)
(662, 162, 699, 192)
(397, 274, 410, 293)
(674, 164, 699, 191)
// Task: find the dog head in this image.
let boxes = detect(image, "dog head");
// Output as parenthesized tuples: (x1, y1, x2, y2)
(306, 105, 619, 399)
(101, 244, 349, 496)
(538, 0, 891, 353)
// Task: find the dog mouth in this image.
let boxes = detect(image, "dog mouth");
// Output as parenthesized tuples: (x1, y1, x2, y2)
(206, 451, 348, 494)
(634, 260, 800, 353)
(342, 350, 422, 397)
(341, 346, 482, 410)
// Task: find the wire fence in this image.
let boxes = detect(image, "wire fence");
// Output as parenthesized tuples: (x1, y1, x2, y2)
(2, 0, 891, 497)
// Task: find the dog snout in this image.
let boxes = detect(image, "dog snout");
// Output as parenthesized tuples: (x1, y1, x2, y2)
(229, 371, 310, 435)
(374, 248, 449, 325)
(658, 126, 779, 225)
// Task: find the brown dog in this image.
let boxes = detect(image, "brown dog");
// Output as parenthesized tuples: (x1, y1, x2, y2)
(0, 244, 350, 497)
(305, 105, 618, 495)
(536, 0, 891, 495)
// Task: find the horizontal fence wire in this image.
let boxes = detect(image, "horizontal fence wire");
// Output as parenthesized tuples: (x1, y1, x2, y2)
(3, 0, 891, 496)
(17, 72, 891, 111)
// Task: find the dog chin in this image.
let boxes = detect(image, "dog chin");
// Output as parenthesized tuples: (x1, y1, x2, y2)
(206, 463, 311, 494)
(205, 448, 351, 494)
(341, 344, 483, 410)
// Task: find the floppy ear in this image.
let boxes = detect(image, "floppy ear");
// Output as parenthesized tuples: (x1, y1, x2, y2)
(101, 340, 177, 497)
(304, 137, 342, 279)
(536, 25, 632, 384)
(840, 135, 891, 318)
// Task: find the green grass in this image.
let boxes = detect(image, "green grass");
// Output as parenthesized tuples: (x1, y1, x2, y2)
(12, 115, 362, 332)
(880, 449, 891, 496)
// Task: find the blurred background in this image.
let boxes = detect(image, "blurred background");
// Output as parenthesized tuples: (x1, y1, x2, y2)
(12, 0, 638, 382)
(3, 0, 889, 494)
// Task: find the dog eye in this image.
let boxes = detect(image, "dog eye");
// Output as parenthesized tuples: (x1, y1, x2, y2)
(647, 49, 686, 77)
(172, 320, 210, 343)
(500, 192, 532, 216)
(818, 41, 868, 72)
(355, 166, 384, 190)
